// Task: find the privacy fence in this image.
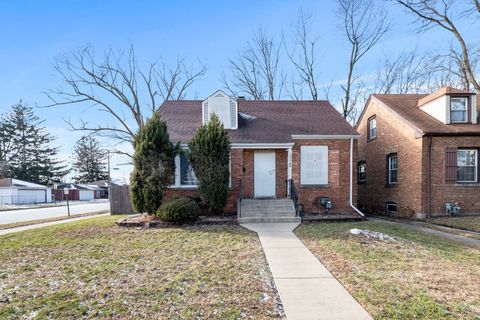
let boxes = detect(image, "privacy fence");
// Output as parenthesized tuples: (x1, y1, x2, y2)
(109, 185, 136, 215)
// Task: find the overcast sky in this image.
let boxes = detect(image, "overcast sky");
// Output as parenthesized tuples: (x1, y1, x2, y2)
(0, 0, 476, 182)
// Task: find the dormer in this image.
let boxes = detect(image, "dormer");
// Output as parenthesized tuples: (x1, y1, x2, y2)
(202, 90, 238, 129)
(417, 87, 477, 125)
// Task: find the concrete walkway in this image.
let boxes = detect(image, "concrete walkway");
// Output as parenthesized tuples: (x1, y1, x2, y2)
(0, 213, 110, 236)
(370, 217, 480, 248)
(242, 223, 372, 320)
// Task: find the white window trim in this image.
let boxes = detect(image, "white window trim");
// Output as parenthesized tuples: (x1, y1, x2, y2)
(388, 155, 398, 185)
(369, 117, 377, 140)
(449, 97, 469, 124)
(457, 149, 478, 183)
(171, 150, 232, 188)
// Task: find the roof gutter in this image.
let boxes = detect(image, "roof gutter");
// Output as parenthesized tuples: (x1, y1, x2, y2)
(350, 138, 364, 217)
(292, 134, 360, 140)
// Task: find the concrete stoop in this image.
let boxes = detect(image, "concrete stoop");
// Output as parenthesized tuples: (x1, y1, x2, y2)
(238, 198, 301, 223)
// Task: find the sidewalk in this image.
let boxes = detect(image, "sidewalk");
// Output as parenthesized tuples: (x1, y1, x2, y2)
(0, 213, 110, 236)
(370, 217, 480, 248)
(242, 223, 372, 320)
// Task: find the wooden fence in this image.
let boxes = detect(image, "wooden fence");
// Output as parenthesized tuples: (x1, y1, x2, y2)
(110, 185, 136, 215)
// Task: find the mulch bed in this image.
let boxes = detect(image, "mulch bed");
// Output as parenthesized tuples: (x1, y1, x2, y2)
(117, 214, 237, 228)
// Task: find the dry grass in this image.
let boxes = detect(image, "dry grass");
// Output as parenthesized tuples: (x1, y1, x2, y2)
(0, 216, 282, 319)
(427, 216, 480, 233)
(296, 221, 480, 320)
(0, 211, 108, 230)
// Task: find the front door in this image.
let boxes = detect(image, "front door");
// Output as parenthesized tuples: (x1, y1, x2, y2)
(254, 151, 276, 198)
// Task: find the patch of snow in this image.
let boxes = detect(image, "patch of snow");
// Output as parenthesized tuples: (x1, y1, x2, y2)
(350, 228, 396, 241)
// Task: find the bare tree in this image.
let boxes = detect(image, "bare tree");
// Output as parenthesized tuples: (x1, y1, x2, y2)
(44, 45, 206, 157)
(223, 28, 285, 100)
(337, 0, 390, 119)
(285, 10, 320, 100)
(375, 49, 428, 94)
(396, 0, 480, 92)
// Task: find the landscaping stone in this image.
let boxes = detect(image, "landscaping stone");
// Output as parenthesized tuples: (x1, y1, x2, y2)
(350, 228, 396, 241)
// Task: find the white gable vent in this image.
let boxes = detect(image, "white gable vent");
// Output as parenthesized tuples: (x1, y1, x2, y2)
(202, 90, 238, 129)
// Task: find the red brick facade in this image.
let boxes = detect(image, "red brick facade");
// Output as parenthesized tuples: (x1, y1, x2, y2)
(358, 96, 480, 218)
(166, 140, 358, 214)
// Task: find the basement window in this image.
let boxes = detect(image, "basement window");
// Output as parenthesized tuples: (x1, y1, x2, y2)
(386, 201, 397, 214)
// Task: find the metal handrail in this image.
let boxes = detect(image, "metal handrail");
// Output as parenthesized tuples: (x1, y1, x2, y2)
(237, 178, 243, 218)
(288, 178, 300, 217)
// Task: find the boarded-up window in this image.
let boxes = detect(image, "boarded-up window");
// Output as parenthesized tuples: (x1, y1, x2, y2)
(300, 146, 328, 185)
(445, 147, 457, 183)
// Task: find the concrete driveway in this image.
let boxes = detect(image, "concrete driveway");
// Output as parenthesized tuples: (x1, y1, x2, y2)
(0, 202, 110, 225)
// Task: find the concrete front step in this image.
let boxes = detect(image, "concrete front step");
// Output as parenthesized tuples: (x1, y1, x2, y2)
(241, 211, 295, 217)
(238, 216, 301, 224)
(239, 198, 297, 223)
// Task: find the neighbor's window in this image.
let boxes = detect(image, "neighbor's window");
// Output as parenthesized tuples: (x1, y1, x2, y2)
(457, 149, 477, 182)
(387, 153, 398, 185)
(368, 116, 377, 140)
(450, 97, 468, 123)
(300, 146, 329, 185)
(358, 161, 366, 183)
(180, 154, 199, 186)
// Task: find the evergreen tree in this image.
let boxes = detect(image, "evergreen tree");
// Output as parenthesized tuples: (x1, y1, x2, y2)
(188, 114, 231, 215)
(130, 113, 179, 214)
(1, 101, 68, 184)
(72, 135, 108, 183)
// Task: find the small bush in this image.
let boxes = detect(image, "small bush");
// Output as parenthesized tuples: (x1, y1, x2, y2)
(156, 197, 200, 224)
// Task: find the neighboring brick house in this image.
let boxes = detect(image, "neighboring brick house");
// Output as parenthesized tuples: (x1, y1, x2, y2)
(357, 87, 480, 218)
(160, 90, 361, 214)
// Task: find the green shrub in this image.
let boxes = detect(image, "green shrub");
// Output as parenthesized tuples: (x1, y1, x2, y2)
(130, 113, 179, 214)
(156, 197, 201, 224)
(188, 114, 231, 215)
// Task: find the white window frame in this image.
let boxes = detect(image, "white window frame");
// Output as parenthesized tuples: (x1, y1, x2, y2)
(388, 154, 398, 185)
(450, 97, 468, 123)
(172, 150, 232, 188)
(300, 146, 329, 186)
(368, 117, 377, 140)
(457, 149, 478, 183)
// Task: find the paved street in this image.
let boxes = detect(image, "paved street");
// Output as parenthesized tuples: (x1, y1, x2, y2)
(0, 202, 110, 225)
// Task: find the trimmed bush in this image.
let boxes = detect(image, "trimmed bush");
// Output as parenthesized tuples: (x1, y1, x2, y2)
(156, 197, 201, 224)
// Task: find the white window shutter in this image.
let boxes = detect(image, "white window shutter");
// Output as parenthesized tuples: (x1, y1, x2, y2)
(301, 146, 328, 185)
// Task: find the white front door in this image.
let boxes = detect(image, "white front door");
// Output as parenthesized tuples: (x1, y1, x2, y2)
(254, 151, 276, 198)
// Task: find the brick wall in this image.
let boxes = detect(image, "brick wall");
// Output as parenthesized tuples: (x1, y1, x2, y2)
(166, 142, 358, 215)
(357, 98, 424, 217)
(291, 139, 357, 214)
(426, 136, 480, 216)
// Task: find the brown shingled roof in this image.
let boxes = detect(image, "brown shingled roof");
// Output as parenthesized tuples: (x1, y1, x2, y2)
(417, 87, 474, 107)
(373, 93, 480, 135)
(0, 178, 12, 187)
(160, 100, 357, 144)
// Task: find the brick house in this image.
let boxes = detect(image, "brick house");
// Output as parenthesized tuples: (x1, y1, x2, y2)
(160, 90, 362, 216)
(357, 87, 480, 218)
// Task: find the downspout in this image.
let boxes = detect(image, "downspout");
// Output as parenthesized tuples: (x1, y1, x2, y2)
(426, 135, 432, 219)
(350, 138, 365, 217)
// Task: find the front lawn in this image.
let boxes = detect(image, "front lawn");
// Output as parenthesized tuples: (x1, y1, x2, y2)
(0, 216, 281, 319)
(427, 216, 480, 233)
(296, 221, 480, 320)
